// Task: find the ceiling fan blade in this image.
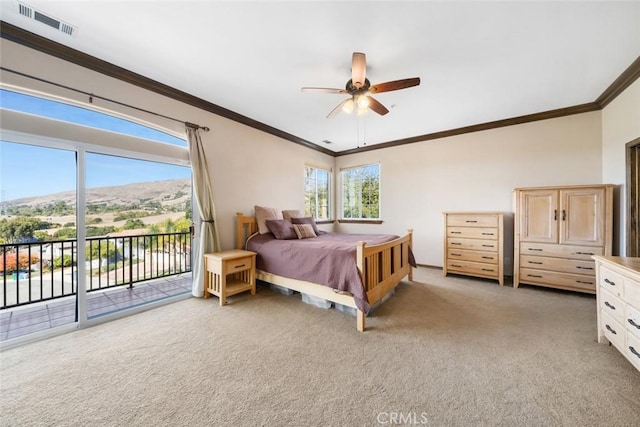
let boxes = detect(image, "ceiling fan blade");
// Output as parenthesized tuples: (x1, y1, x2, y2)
(327, 98, 351, 118)
(351, 52, 366, 89)
(369, 77, 421, 94)
(366, 96, 389, 116)
(301, 87, 348, 94)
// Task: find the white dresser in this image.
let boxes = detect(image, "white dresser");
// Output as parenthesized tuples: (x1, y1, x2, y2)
(593, 256, 640, 371)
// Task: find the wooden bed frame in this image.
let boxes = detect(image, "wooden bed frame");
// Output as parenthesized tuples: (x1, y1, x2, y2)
(235, 213, 413, 331)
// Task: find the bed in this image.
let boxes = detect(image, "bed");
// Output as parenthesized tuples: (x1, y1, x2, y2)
(235, 212, 415, 331)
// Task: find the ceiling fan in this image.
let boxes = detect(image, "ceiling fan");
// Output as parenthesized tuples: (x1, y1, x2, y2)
(301, 52, 420, 118)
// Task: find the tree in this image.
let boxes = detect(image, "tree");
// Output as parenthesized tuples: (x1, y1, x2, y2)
(123, 218, 145, 229)
(0, 217, 43, 243)
(86, 240, 120, 261)
(0, 253, 39, 272)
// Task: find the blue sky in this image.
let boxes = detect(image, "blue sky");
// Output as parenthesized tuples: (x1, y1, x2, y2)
(0, 90, 191, 201)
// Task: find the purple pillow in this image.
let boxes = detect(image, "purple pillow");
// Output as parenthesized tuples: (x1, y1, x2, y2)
(290, 217, 320, 235)
(265, 219, 297, 240)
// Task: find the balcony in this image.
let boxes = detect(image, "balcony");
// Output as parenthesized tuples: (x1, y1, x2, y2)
(1, 232, 192, 341)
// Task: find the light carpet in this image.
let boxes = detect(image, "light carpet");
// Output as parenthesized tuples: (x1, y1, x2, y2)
(1, 267, 639, 426)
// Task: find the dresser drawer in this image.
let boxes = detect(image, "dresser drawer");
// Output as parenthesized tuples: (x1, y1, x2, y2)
(447, 248, 498, 264)
(448, 238, 498, 252)
(520, 255, 595, 276)
(447, 227, 498, 240)
(627, 304, 640, 341)
(520, 243, 603, 260)
(447, 260, 499, 278)
(601, 310, 625, 350)
(625, 332, 640, 370)
(520, 268, 596, 292)
(446, 214, 498, 228)
(599, 266, 624, 298)
(600, 287, 625, 325)
(625, 277, 640, 309)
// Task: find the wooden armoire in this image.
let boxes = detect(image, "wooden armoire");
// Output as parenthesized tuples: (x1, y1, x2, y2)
(513, 184, 614, 293)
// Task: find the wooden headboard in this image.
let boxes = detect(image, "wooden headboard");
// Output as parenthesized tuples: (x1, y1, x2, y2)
(236, 212, 258, 250)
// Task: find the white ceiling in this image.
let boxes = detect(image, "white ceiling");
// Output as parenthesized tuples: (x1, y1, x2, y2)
(1, 1, 639, 153)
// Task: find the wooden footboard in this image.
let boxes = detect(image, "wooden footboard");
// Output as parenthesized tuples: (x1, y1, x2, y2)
(235, 213, 413, 331)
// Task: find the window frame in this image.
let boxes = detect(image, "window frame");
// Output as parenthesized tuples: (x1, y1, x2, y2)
(304, 165, 331, 221)
(339, 163, 381, 222)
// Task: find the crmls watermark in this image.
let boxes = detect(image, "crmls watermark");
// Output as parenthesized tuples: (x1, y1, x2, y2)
(376, 411, 429, 425)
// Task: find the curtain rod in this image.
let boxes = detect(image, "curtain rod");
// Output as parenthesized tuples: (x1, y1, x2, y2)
(0, 66, 210, 132)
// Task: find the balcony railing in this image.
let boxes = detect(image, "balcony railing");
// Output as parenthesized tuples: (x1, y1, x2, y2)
(1, 232, 192, 309)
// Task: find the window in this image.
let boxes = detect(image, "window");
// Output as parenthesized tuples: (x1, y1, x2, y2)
(304, 166, 330, 220)
(341, 164, 380, 220)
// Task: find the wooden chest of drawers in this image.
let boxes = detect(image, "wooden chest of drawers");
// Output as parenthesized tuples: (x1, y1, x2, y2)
(443, 212, 504, 285)
(593, 256, 640, 372)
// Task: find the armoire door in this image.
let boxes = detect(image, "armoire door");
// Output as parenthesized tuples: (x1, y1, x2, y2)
(559, 187, 606, 246)
(519, 189, 558, 243)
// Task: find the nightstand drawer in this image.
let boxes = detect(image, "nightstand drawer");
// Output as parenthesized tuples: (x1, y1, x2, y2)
(226, 256, 253, 272)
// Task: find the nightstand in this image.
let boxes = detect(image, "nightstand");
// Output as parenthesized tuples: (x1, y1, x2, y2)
(204, 250, 256, 306)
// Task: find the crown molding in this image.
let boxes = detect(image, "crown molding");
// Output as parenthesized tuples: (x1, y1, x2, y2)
(595, 56, 640, 108)
(1, 21, 638, 158)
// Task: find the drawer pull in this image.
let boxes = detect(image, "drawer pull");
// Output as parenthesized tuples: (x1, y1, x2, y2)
(451, 253, 462, 257)
(482, 244, 494, 248)
(451, 264, 462, 268)
(527, 274, 542, 278)
(604, 278, 616, 286)
(575, 251, 595, 256)
(528, 248, 543, 252)
(527, 261, 543, 265)
(630, 346, 640, 358)
(234, 264, 246, 269)
(576, 280, 593, 285)
(628, 319, 640, 330)
(481, 256, 493, 260)
(481, 233, 494, 236)
(451, 242, 462, 246)
(450, 231, 462, 234)
(576, 266, 594, 270)
(481, 268, 494, 272)
(605, 324, 617, 335)
(465, 220, 478, 223)
(604, 301, 616, 310)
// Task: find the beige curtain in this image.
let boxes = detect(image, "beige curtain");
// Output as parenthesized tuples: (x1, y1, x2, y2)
(186, 125, 220, 297)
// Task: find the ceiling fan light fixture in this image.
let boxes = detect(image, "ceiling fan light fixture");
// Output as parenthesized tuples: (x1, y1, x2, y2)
(357, 94, 369, 110)
(342, 98, 354, 114)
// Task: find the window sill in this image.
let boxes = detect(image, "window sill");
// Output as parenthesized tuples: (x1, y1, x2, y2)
(315, 219, 334, 225)
(337, 219, 383, 225)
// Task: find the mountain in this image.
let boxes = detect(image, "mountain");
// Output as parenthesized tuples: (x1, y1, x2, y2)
(3, 178, 191, 208)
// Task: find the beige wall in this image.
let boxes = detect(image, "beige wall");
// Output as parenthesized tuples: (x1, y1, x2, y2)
(602, 79, 640, 256)
(335, 112, 604, 270)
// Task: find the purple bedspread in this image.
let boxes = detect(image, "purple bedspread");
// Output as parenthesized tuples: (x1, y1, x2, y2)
(246, 232, 413, 313)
